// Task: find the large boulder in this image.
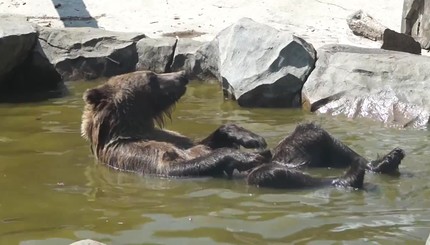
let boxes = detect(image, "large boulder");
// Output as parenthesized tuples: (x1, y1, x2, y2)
(215, 18, 316, 107)
(302, 44, 430, 128)
(0, 15, 37, 86)
(37, 27, 146, 80)
(0, 15, 62, 92)
(136, 37, 177, 73)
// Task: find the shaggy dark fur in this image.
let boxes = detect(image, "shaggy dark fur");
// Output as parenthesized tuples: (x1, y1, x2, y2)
(81, 71, 269, 178)
(271, 123, 405, 174)
(247, 159, 365, 189)
(81, 71, 405, 189)
(246, 123, 405, 189)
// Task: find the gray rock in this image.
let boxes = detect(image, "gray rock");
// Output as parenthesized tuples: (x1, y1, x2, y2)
(401, 0, 430, 49)
(381, 28, 421, 54)
(302, 44, 430, 128)
(347, 10, 386, 41)
(0, 15, 37, 86)
(170, 39, 202, 74)
(194, 40, 221, 81)
(0, 15, 62, 92)
(4, 40, 62, 91)
(37, 26, 146, 80)
(348, 10, 421, 54)
(70, 239, 106, 245)
(216, 18, 316, 107)
(169, 38, 220, 80)
(136, 37, 177, 73)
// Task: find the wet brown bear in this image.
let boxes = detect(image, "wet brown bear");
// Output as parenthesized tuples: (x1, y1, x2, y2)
(81, 71, 269, 177)
(81, 71, 405, 189)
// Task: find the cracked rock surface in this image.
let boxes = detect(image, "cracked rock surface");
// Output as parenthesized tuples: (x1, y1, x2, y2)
(37, 26, 146, 80)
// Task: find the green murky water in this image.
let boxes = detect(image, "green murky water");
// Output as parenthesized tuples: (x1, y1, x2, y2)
(0, 81, 429, 245)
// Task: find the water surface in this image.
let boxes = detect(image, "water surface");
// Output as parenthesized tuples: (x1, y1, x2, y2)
(0, 81, 429, 244)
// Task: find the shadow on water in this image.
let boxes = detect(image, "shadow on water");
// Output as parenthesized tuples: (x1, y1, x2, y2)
(51, 0, 99, 28)
(0, 84, 69, 103)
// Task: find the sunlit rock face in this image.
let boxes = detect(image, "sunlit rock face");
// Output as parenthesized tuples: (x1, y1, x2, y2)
(37, 26, 146, 81)
(302, 44, 430, 128)
(216, 18, 316, 108)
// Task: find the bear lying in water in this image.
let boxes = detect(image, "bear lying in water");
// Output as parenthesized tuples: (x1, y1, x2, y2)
(81, 71, 405, 189)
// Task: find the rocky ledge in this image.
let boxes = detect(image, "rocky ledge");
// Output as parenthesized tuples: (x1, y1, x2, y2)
(1, 14, 429, 128)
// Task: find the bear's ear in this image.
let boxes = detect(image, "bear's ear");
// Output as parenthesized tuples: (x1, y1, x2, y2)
(83, 86, 111, 106)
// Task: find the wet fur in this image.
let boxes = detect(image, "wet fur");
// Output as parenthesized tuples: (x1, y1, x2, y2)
(271, 123, 405, 174)
(81, 71, 405, 189)
(247, 160, 365, 189)
(81, 71, 268, 178)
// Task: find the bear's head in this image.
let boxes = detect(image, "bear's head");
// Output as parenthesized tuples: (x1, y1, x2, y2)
(81, 71, 189, 152)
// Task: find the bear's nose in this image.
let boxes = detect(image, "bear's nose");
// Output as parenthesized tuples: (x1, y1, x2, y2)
(178, 71, 189, 85)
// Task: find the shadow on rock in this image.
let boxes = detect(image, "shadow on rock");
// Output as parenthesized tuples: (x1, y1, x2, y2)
(51, 0, 99, 28)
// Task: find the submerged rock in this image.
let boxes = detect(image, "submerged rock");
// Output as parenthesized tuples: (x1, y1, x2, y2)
(302, 44, 430, 128)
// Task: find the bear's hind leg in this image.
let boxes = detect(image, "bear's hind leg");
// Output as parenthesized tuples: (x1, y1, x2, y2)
(246, 163, 331, 189)
(247, 160, 366, 189)
(272, 122, 369, 169)
(367, 147, 405, 174)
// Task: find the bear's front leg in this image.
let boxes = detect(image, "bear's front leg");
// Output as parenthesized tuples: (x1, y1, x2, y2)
(199, 124, 267, 150)
(166, 148, 268, 178)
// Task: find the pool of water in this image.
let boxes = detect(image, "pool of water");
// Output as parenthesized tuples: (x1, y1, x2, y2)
(0, 80, 429, 245)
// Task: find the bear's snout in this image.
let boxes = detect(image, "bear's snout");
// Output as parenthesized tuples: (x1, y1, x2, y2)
(177, 71, 189, 86)
(158, 71, 188, 85)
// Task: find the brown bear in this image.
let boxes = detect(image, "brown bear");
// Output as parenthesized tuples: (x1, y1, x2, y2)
(81, 71, 405, 189)
(81, 71, 270, 177)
